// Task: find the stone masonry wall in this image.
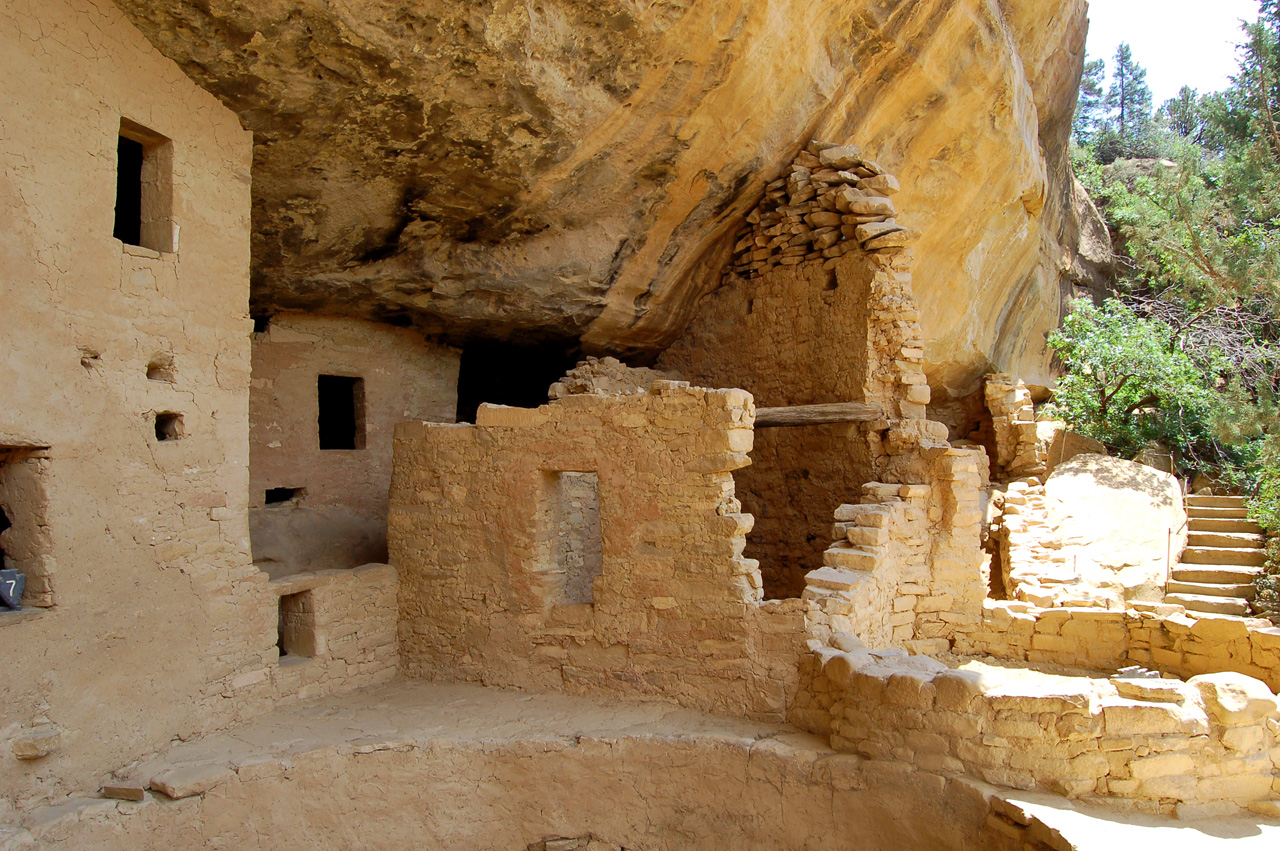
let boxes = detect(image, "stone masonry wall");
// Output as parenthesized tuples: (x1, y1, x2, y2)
(802, 448, 989, 656)
(264, 565, 400, 702)
(961, 599, 1280, 693)
(249, 313, 459, 577)
(389, 384, 810, 721)
(984, 375, 1047, 479)
(0, 2, 400, 810)
(658, 143, 932, 597)
(795, 639, 1280, 817)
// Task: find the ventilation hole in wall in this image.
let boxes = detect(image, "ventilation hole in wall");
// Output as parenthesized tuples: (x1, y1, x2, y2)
(747, 299, 755, 315)
(146, 353, 175, 383)
(317, 375, 365, 450)
(277, 591, 315, 658)
(154, 412, 184, 441)
(265, 487, 302, 505)
(79, 348, 101, 371)
(824, 270, 839, 291)
(252, 315, 271, 334)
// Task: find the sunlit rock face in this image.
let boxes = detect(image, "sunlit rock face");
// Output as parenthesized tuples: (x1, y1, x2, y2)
(114, 0, 1096, 388)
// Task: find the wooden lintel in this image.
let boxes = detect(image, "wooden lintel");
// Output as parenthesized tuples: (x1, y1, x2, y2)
(753, 402, 881, 428)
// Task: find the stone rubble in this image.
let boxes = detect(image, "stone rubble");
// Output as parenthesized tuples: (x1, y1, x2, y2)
(726, 142, 920, 280)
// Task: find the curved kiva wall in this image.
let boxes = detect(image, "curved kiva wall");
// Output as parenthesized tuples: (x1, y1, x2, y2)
(10, 721, 1049, 850)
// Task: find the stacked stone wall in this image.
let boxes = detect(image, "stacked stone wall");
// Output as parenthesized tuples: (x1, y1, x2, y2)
(263, 565, 400, 701)
(801, 447, 988, 656)
(658, 146, 932, 596)
(960, 600, 1280, 693)
(388, 384, 811, 721)
(795, 641, 1280, 816)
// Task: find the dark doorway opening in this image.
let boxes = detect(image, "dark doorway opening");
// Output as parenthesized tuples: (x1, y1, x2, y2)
(318, 375, 365, 450)
(113, 136, 144, 247)
(455, 342, 578, 424)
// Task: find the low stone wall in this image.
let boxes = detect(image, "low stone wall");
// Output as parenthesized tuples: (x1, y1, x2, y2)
(263, 564, 399, 701)
(794, 639, 1280, 816)
(802, 450, 989, 655)
(960, 599, 1280, 693)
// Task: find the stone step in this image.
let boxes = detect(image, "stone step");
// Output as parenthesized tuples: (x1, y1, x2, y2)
(1181, 546, 1267, 567)
(1186, 495, 1247, 508)
(805, 566, 872, 593)
(1166, 580, 1256, 600)
(1171, 565, 1263, 584)
(1186, 531, 1265, 549)
(1189, 517, 1264, 534)
(1187, 505, 1252, 519)
(1164, 593, 1250, 616)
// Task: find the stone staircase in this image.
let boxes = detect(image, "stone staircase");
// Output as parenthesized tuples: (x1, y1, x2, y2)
(1165, 495, 1265, 617)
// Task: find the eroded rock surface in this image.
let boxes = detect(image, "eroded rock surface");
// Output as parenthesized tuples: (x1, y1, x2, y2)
(113, 0, 1096, 387)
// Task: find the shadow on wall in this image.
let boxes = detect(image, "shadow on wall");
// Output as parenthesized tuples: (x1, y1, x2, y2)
(250, 505, 387, 579)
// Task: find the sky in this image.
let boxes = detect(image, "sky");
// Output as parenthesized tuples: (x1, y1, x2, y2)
(1085, 0, 1262, 105)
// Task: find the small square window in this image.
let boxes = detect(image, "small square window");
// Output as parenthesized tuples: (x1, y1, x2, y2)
(154, 412, 184, 442)
(114, 119, 173, 253)
(317, 375, 365, 450)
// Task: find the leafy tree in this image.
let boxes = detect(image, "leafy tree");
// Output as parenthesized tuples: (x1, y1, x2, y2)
(1073, 58, 1107, 145)
(1045, 299, 1214, 462)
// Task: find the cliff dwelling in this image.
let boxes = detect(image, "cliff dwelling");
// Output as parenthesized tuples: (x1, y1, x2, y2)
(2, 1, 1279, 849)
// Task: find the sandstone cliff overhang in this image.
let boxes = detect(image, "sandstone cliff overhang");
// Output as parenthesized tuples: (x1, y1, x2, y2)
(112, 0, 1100, 392)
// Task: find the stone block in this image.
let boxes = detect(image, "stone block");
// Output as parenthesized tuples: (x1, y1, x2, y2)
(11, 726, 60, 760)
(150, 764, 235, 799)
(101, 782, 148, 802)
(1129, 752, 1196, 780)
(1189, 672, 1280, 726)
(1102, 700, 1204, 737)
(932, 669, 985, 712)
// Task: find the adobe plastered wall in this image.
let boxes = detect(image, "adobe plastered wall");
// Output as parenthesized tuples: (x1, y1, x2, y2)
(249, 314, 459, 576)
(389, 385, 811, 721)
(0, 1, 398, 811)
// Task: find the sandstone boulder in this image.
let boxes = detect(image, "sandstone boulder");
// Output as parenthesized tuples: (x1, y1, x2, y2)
(1043, 454, 1187, 604)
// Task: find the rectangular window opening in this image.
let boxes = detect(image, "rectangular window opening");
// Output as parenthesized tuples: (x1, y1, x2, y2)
(277, 591, 315, 659)
(317, 375, 365, 450)
(113, 119, 173, 253)
(552, 472, 603, 605)
(265, 487, 303, 505)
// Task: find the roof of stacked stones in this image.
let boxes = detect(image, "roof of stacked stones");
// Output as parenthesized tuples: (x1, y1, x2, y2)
(728, 141, 919, 279)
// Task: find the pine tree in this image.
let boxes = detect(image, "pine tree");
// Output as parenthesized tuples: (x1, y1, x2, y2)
(1073, 58, 1107, 145)
(1163, 86, 1200, 139)
(1105, 43, 1155, 158)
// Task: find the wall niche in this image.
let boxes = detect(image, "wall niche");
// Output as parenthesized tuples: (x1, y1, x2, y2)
(0, 447, 55, 609)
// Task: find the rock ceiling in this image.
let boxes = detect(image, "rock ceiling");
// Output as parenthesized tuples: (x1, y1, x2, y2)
(113, 0, 1103, 395)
